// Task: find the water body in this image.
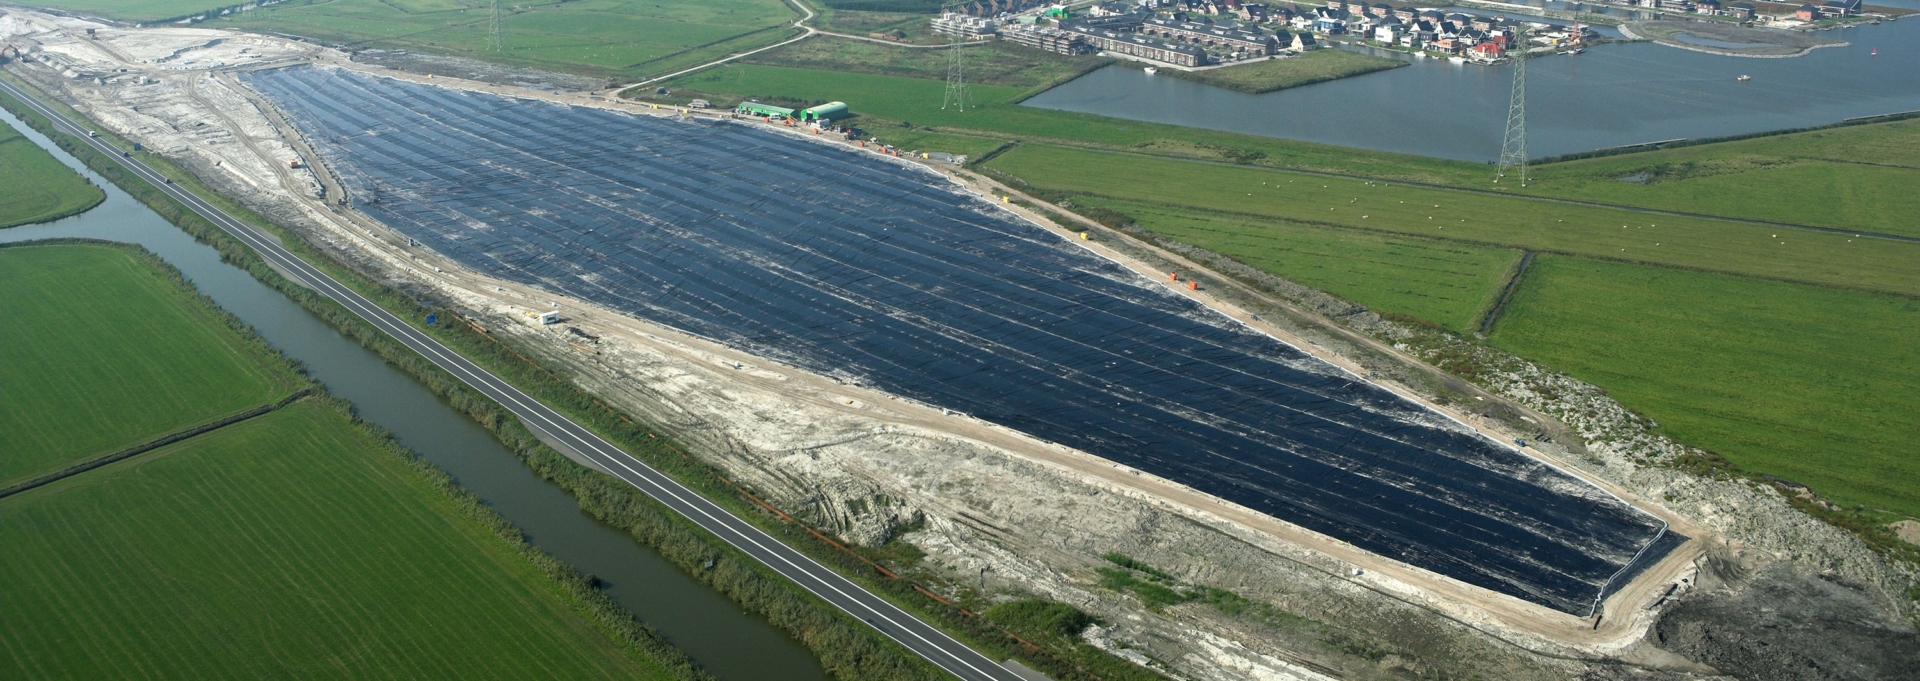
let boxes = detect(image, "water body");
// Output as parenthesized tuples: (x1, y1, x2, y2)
(245, 67, 1673, 615)
(0, 108, 825, 681)
(1024, 18, 1920, 160)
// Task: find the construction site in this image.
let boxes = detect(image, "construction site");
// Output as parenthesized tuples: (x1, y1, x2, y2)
(4, 8, 1914, 680)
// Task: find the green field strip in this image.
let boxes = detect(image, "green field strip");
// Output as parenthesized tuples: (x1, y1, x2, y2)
(0, 401, 677, 680)
(984, 144, 1920, 298)
(1076, 197, 1519, 332)
(213, 0, 797, 74)
(0, 121, 103, 229)
(0, 243, 304, 488)
(1490, 256, 1920, 517)
(0, 389, 311, 500)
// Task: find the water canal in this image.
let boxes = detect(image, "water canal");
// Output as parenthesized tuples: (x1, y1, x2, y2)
(0, 106, 827, 681)
(1024, 13, 1920, 161)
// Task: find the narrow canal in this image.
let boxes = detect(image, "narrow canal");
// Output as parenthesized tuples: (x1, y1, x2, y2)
(0, 106, 827, 681)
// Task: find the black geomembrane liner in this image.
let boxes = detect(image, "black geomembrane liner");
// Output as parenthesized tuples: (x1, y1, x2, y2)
(247, 67, 1671, 615)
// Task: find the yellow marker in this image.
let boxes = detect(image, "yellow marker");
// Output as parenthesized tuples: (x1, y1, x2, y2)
(1002, 196, 1010, 203)
(1081, 232, 1090, 240)
(651, 104, 658, 109)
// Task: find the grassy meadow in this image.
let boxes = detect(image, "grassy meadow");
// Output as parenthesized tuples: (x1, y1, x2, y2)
(4, 0, 230, 22)
(0, 120, 102, 229)
(0, 402, 680, 680)
(0, 241, 688, 679)
(983, 144, 1920, 298)
(0, 243, 301, 487)
(1490, 257, 1920, 517)
(209, 0, 797, 78)
(1165, 50, 1403, 94)
(1527, 118, 1920, 238)
(740, 38, 1109, 93)
(1077, 196, 1519, 331)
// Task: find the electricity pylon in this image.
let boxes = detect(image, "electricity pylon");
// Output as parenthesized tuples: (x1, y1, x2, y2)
(1496, 28, 1528, 186)
(488, 0, 504, 52)
(942, 35, 971, 111)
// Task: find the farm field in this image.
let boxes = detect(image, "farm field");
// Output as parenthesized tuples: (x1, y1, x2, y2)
(0, 241, 683, 680)
(982, 144, 1920, 298)
(0, 119, 102, 229)
(3, 0, 228, 22)
(0, 243, 300, 487)
(1490, 256, 1920, 518)
(1075, 196, 1519, 331)
(1165, 50, 1403, 94)
(0, 402, 678, 680)
(739, 37, 1109, 93)
(1526, 118, 1920, 238)
(211, 0, 796, 78)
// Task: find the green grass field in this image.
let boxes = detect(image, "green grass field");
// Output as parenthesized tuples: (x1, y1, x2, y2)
(208, 0, 796, 77)
(0, 401, 677, 680)
(1490, 256, 1920, 517)
(5, 0, 231, 21)
(983, 144, 1920, 298)
(1078, 196, 1519, 331)
(0, 120, 102, 229)
(1528, 118, 1920, 238)
(1165, 50, 1403, 94)
(742, 37, 1109, 92)
(0, 243, 302, 487)
(0, 241, 683, 678)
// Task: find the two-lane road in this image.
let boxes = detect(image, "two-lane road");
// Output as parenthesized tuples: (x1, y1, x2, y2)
(0, 77, 1026, 681)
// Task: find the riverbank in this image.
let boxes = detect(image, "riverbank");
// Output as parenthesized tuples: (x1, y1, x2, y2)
(1160, 49, 1404, 94)
(1621, 20, 1847, 57)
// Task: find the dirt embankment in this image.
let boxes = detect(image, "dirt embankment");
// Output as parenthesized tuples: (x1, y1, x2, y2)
(7, 10, 1914, 680)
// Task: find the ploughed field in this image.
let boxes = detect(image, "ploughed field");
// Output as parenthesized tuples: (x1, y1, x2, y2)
(247, 67, 1672, 615)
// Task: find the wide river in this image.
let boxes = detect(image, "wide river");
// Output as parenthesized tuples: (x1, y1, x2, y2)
(0, 106, 826, 681)
(1024, 11, 1920, 161)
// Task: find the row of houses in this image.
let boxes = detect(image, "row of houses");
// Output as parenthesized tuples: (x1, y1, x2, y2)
(939, 8, 1320, 67)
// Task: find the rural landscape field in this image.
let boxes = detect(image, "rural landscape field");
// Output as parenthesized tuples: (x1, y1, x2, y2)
(2, 0, 1916, 679)
(0, 242, 695, 679)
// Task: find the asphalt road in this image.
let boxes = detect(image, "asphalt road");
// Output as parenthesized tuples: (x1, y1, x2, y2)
(0, 77, 1027, 681)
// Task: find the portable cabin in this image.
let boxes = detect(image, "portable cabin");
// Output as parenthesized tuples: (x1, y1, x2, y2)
(538, 310, 561, 325)
(736, 102, 795, 119)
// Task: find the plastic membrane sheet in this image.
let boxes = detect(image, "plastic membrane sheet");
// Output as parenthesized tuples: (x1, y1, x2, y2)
(247, 67, 1672, 615)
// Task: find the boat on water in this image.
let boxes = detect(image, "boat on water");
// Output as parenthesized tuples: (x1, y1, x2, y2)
(1568, 47, 1584, 55)
(1448, 56, 1465, 64)
(1143, 67, 1157, 75)
(1737, 74, 1751, 81)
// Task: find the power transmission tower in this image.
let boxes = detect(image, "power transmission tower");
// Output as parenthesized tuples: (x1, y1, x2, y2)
(942, 35, 971, 111)
(488, 0, 504, 52)
(1496, 29, 1528, 186)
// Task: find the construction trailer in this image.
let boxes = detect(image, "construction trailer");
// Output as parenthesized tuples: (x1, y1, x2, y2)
(736, 102, 795, 119)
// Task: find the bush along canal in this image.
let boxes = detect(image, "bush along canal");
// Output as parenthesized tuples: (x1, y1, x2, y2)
(0, 101, 827, 681)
